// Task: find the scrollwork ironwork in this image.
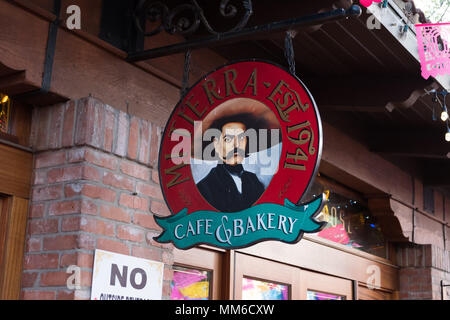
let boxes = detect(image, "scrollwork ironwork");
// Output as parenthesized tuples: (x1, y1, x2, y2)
(134, 0, 253, 37)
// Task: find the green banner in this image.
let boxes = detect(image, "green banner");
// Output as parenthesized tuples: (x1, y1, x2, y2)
(154, 195, 326, 250)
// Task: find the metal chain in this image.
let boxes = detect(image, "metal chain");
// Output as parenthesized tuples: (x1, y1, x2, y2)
(180, 50, 192, 98)
(284, 30, 297, 75)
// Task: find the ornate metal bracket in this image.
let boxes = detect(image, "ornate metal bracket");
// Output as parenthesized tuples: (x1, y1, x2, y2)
(134, 0, 253, 37)
(128, 4, 362, 62)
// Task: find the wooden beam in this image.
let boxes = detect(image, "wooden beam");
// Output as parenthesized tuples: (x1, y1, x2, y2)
(0, 71, 39, 97)
(368, 129, 449, 159)
(0, 0, 48, 89)
(320, 105, 389, 113)
(0, 71, 25, 89)
(307, 75, 434, 111)
(386, 81, 439, 110)
(423, 162, 450, 187)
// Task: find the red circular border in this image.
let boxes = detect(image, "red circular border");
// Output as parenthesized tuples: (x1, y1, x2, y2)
(159, 60, 322, 215)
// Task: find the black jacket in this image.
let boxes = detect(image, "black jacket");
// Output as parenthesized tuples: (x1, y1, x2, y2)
(196, 164, 265, 212)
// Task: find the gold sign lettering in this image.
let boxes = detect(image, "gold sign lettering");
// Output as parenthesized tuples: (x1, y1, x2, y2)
(287, 121, 316, 155)
(324, 204, 352, 234)
(177, 109, 195, 126)
(224, 69, 240, 97)
(242, 68, 257, 96)
(185, 95, 206, 118)
(176, 94, 206, 127)
(267, 80, 309, 122)
(283, 147, 308, 171)
(164, 163, 190, 188)
(167, 119, 177, 137)
(202, 78, 224, 106)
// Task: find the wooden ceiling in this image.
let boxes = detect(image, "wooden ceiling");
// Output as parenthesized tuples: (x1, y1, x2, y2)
(2, 0, 448, 192)
(193, 0, 450, 193)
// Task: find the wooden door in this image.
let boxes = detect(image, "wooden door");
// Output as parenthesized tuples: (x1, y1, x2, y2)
(0, 196, 29, 299)
(300, 269, 353, 300)
(0, 197, 8, 278)
(357, 283, 394, 300)
(234, 253, 301, 300)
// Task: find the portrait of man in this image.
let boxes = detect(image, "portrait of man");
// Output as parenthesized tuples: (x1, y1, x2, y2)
(193, 98, 281, 213)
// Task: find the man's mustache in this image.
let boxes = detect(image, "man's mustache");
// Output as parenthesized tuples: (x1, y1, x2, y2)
(222, 148, 245, 160)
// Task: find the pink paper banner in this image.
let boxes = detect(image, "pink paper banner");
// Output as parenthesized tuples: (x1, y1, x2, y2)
(416, 23, 450, 79)
(360, 0, 382, 8)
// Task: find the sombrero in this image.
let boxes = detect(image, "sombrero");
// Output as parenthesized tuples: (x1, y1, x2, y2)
(192, 98, 281, 159)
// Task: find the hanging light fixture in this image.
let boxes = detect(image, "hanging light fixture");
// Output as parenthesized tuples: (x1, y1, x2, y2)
(0, 94, 10, 134)
(441, 105, 449, 122)
(1, 95, 8, 104)
(440, 90, 449, 122)
(446, 122, 450, 142)
(426, 89, 450, 141)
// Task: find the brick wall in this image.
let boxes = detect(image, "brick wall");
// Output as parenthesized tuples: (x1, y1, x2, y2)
(21, 97, 173, 300)
(397, 244, 450, 300)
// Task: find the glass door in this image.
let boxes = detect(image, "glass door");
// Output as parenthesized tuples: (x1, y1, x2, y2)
(171, 246, 225, 300)
(357, 284, 394, 300)
(234, 252, 301, 300)
(300, 270, 353, 300)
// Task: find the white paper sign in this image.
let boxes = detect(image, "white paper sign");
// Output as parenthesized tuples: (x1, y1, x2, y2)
(91, 249, 164, 300)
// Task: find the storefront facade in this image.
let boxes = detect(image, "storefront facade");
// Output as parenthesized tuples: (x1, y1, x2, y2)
(0, 0, 448, 300)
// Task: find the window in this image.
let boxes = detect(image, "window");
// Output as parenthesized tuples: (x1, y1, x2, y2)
(423, 186, 435, 214)
(306, 290, 345, 300)
(170, 266, 212, 300)
(242, 278, 289, 300)
(0, 94, 10, 134)
(172, 247, 224, 299)
(234, 253, 300, 299)
(303, 177, 387, 258)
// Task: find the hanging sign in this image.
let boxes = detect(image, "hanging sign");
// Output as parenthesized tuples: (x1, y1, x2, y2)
(155, 60, 326, 250)
(90, 250, 164, 300)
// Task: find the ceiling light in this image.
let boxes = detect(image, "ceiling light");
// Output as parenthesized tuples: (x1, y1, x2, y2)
(441, 107, 449, 121)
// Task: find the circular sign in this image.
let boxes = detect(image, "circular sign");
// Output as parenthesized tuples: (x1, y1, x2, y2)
(159, 60, 322, 216)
